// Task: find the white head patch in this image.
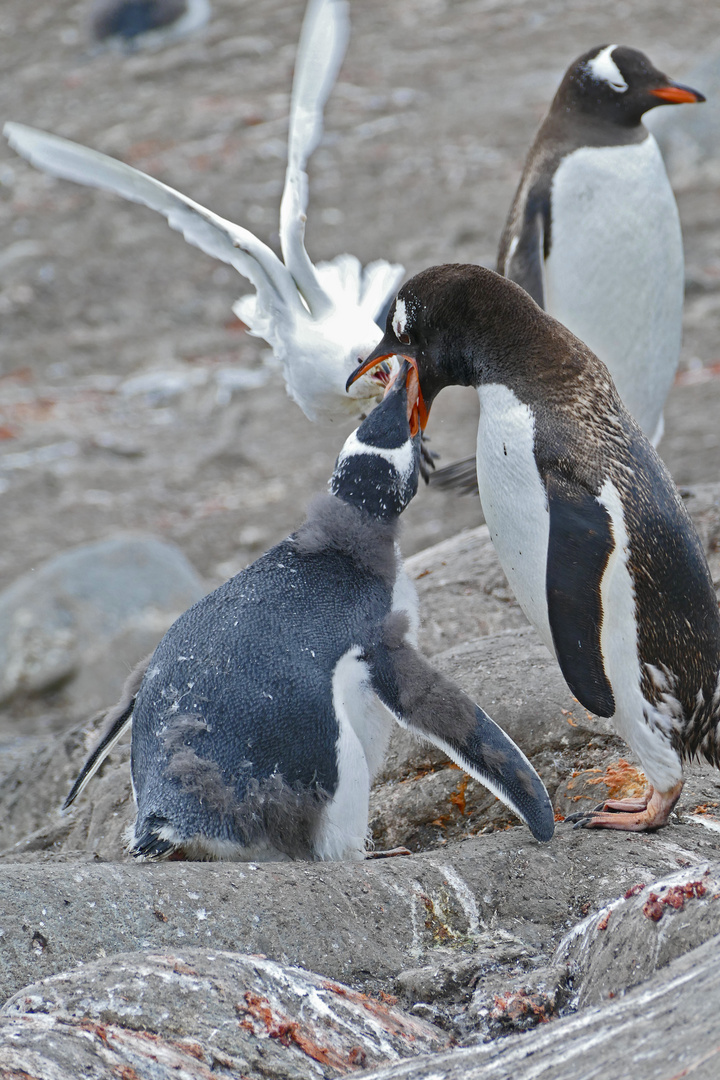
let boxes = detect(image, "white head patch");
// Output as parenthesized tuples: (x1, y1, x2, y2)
(335, 429, 415, 479)
(393, 297, 408, 339)
(587, 45, 627, 93)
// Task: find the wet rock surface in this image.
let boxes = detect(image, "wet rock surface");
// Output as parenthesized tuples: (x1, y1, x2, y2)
(2, 950, 450, 1078)
(356, 932, 720, 1079)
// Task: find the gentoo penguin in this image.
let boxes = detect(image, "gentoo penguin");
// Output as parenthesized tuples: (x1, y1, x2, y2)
(3, 0, 403, 422)
(432, 45, 704, 495)
(349, 264, 720, 832)
(89, 0, 211, 52)
(63, 367, 554, 859)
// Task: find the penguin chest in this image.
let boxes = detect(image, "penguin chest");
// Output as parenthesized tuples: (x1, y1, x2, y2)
(544, 137, 683, 440)
(476, 384, 552, 648)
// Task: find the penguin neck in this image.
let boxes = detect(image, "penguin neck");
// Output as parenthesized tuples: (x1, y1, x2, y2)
(541, 100, 648, 149)
(463, 285, 591, 400)
(294, 493, 400, 586)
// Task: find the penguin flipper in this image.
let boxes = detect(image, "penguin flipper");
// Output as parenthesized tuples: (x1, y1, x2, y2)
(369, 618, 554, 841)
(439, 705, 555, 842)
(545, 472, 616, 718)
(62, 653, 150, 810)
(498, 198, 547, 309)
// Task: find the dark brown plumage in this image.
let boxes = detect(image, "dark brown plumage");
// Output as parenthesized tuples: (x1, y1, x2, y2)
(350, 263, 720, 831)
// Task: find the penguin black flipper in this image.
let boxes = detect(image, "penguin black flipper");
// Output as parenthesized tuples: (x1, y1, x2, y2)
(498, 195, 548, 309)
(62, 654, 149, 810)
(545, 472, 616, 719)
(368, 613, 554, 842)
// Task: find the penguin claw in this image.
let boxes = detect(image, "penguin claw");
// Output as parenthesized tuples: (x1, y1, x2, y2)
(565, 800, 608, 822)
(563, 783, 683, 831)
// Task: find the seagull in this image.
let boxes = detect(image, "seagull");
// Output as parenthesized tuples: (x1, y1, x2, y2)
(4, 0, 404, 423)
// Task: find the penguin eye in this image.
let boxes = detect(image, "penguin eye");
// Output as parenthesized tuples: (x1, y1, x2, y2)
(397, 331, 411, 345)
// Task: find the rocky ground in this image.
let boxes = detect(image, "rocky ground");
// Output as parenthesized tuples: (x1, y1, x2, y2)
(1, 0, 720, 1077)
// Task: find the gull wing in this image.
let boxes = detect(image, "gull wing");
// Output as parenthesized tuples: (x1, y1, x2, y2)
(280, 0, 350, 315)
(3, 121, 301, 319)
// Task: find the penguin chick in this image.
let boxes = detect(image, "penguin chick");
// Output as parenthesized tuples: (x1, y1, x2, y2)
(350, 265, 720, 832)
(64, 366, 554, 860)
(3, 0, 403, 422)
(432, 44, 704, 496)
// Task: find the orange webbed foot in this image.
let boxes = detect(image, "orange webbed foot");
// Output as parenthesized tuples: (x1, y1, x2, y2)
(565, 783, 682, 832)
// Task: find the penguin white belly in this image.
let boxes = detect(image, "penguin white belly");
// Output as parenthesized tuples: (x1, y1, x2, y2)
(544, 136, 683, 442)
(314, 574, 420, 860)
(476, 384, 553, 650)
(596, 479, 683, 792)
(314, 646, 395, 861)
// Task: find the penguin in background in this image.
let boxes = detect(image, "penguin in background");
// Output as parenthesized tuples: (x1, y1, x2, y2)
(89, 0, 212, 52)
(433, 45, 704, 495)
(349, 265, 720, 832)
(64, 367, 554, 859)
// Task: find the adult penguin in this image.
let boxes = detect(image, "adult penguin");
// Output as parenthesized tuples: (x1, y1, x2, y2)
(349, 264, 720, 832)
(433, 45, 704, 495)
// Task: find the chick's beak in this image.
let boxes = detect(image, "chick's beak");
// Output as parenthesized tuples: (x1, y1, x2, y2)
(348, 349, 429, 436)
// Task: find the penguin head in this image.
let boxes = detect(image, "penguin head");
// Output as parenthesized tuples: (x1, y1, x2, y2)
(346, 264, 551, 419)
(331, 363, 421, 520)
(556, 45, 704, 126)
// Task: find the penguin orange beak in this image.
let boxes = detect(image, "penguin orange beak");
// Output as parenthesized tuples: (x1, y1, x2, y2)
(348, 352, 429, 436)
(650, 82, 705, 104)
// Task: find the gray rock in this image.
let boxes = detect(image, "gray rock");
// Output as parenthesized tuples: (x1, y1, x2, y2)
(354, 932, 720, 1080)
(2, 949, 449, 1078)
(0, 710, 133, 857)
(405, 525, 529, 658)
(0, 535, 206, 718)
(0, 826, 717, 1007)
(464, 961, 570, 1042)
(557, 862, 720, 1007)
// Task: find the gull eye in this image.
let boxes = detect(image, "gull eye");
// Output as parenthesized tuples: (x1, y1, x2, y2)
(397, 331, 410, 345)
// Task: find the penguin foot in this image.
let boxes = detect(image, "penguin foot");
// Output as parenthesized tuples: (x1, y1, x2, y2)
(365, 847, 412, 859)
(566, 783, 682, 832)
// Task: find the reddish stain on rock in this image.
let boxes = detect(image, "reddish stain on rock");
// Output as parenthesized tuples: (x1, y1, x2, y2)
(491, 988, 555, 1029)
(642, 881, 708, 921)
(642, 894, 665, 921)
(237, 992, 351, 1070)
(348, 1046, 368, 1066)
